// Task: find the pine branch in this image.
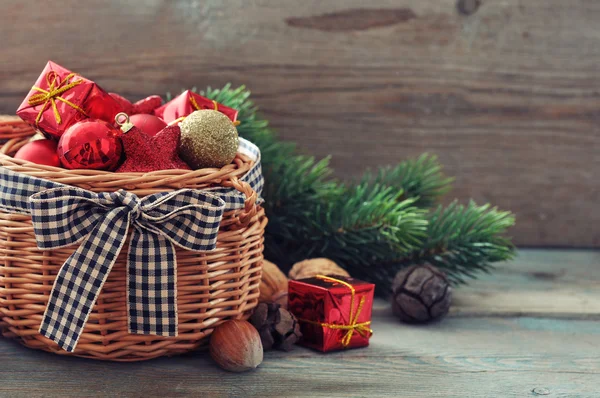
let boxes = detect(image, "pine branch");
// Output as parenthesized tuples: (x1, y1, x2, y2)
(192, 84, 516, 295)
(267, 183, 428, 268)
(367, 201, 515, 290)
(297, 200, 515, 294)
(363, 154, 454, 207)
(413, 201, 516, 284)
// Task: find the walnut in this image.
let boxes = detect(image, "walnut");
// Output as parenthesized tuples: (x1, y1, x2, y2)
(259, 260, 288, 307)
(288, 258, 350, 280)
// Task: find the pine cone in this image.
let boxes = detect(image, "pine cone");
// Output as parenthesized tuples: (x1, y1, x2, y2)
(250, 302, 302, 351)
(391, 264, 452, 323)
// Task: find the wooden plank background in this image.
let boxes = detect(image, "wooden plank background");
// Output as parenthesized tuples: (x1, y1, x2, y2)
(0, 0, 598, 247)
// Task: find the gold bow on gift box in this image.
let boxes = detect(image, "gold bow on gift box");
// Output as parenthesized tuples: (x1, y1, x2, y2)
(28, 71, 88, 125)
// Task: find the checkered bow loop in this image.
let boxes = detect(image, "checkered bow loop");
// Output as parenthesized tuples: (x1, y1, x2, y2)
(0, 137, 263, 352)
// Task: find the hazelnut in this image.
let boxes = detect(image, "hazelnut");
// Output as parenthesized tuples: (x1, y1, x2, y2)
(209, 320, 263, 372)
(288, 258, 350, 280)
(259, 260, 288, 304)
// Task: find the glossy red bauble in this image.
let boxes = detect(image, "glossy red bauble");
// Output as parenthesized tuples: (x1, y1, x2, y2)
(129, 114, 167, 137)
(57, 119, 123, 171)
(13, 139, 61, 167)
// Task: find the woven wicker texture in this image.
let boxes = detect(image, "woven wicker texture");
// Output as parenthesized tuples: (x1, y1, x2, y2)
(0, 116, 266, 361)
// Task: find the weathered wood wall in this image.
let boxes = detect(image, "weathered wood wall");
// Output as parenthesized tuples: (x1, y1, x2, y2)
(0, 0, 598, 247)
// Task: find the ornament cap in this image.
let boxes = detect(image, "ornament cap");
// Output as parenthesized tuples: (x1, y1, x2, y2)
(115, 112, 134, 133)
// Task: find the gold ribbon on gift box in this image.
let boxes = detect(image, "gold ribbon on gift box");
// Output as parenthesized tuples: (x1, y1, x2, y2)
(28, 71, 88, 125)
(299, 274, 373, 348)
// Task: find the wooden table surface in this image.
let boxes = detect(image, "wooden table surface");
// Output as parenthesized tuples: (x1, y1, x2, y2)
(0, 249, 598, 397)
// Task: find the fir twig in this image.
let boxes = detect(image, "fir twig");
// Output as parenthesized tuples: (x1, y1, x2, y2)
(413, 201, 516, 284)
(271, 183, 428, 266)
(371, 201, 515, 290)
(364, 154, 454, 207)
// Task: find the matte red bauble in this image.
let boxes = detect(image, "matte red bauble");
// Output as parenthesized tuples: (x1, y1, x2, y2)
(13, 139, 61, 167)
(132, 95, 163, 115)
(129, 114, 167, 137)
(57, 119, 123, 171)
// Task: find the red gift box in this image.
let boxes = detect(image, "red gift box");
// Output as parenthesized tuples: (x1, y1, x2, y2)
(154, 90, 238, 124)
(288, 275, 374, 352)
(16, 61, 124, 139)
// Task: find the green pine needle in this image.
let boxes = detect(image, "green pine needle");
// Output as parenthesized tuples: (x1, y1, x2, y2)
(416, 201, 516, 284)
(364, 154, 454, 207)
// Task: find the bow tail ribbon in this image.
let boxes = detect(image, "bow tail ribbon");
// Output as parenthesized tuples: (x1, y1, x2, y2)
(127, 227, 178, 336)
(41, 220, 181, 352)
(40, 208, 131, 352)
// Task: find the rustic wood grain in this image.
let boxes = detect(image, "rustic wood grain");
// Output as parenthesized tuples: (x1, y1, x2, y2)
(0, 250, 599, 397)
(450, 249, 600, 318)
(0, 0, 599, 247)
(1, 317, 599, 397)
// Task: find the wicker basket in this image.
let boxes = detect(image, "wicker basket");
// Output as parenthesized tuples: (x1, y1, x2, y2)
(0, 116, 267, 361)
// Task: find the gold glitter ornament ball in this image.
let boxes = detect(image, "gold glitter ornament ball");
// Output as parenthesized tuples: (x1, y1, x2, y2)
(178, 110, 239, 169)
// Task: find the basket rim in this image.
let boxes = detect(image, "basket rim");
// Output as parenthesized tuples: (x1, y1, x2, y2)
(0, 115, 254, 180)
(0, 116, 257, 197)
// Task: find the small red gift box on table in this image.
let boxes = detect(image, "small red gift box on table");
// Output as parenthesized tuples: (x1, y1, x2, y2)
(16, 61, 123, 139)
(288, 275, 375, 352)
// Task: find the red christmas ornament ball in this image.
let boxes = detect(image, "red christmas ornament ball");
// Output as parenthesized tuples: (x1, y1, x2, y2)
(129, 114, 167, 137)
(57, 119, 123, 171)
(14, 139, 61, 167)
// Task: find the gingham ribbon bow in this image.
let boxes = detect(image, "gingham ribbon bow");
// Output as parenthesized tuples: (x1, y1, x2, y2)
(29, 187, 225, 352)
